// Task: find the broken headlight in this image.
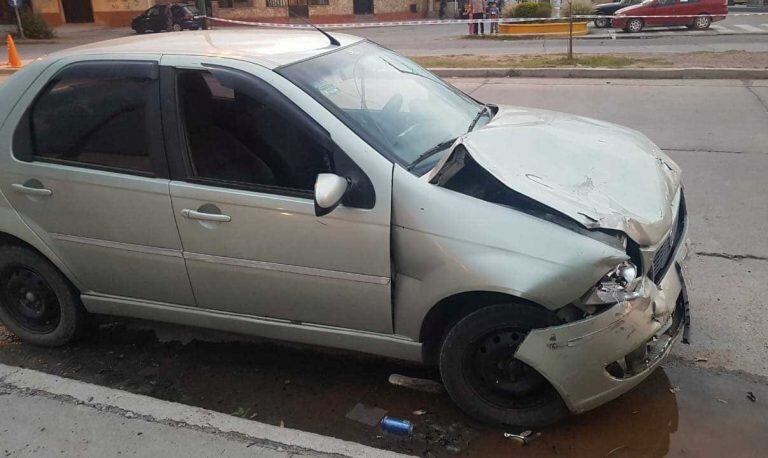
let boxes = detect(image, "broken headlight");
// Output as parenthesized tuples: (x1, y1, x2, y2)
(582, 261, 642, 305)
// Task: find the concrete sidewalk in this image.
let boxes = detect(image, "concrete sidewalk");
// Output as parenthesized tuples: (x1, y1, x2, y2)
(0, 364, 405, 458)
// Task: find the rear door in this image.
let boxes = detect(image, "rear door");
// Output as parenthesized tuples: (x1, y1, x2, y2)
(0, 57, 194, 306)
(160, 56, 394, 333)
(675, 0, 700, 25)
(649, 0, 678, 26)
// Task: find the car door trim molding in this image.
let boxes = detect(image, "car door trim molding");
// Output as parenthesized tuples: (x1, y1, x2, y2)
(50, 233, 183, 258)
(183, 252, 391, 285)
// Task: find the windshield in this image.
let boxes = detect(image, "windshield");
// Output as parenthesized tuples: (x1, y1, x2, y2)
(278, 41, 485, 172)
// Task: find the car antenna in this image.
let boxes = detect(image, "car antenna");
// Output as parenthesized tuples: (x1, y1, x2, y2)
(288, 9, 340, 46)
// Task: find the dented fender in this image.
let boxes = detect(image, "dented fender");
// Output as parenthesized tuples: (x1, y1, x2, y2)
(391, 166, 627, 340)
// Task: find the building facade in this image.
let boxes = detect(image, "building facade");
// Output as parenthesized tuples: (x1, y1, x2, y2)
(29, 0, 433, 27)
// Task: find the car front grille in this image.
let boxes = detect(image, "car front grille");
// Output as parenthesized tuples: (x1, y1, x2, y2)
(650, 192, 686, 285)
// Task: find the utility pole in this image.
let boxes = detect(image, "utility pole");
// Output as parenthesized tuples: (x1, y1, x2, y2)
(568, 0, 573, 63)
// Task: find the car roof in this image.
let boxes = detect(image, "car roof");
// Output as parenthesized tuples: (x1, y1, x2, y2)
(56, 29, 364, 68)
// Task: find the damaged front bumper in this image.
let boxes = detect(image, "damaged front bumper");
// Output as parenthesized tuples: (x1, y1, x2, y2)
(514, 242, 691, 414)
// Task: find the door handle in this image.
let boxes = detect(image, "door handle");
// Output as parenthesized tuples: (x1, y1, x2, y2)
(12, 183, 53, 197)
(181, 208, 231, 222)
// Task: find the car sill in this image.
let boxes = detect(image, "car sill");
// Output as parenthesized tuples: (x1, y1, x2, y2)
(81, 293, 422, 363)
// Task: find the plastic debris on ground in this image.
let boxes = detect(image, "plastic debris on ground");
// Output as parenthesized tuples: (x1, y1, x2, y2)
(503, 430, 541, 446)
(388, 374, 444, 394)
(345, 402, 388, 427)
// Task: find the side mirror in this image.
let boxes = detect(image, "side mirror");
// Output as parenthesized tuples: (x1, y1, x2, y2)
(314, 173, 349, 217)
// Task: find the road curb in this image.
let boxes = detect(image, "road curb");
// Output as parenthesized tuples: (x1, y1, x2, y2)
(430, 67, 768, 79)
(0, 363, 408, 458)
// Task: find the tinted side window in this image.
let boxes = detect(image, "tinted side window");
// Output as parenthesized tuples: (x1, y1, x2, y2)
(30, 63, 158, 174)
(177, 69, 332, 193)
(173, 67, 375, 208)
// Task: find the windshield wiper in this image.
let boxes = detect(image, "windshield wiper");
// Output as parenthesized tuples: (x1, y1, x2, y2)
(406, 138, 457, 171)
(467, 105, 492, 133)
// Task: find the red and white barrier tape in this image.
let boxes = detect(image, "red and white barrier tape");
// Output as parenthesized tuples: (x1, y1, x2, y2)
(203, 12, 768, 29)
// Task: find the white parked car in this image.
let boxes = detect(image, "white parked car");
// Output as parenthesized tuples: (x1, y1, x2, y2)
(0, 29, 689, 426)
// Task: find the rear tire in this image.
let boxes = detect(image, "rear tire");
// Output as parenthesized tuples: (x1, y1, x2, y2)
(0, 246, 88, 347)
(692, 14, 711, 30)
(172, 23, 183, 32)
(594, 15, 609, 28)
(626, 18, 644, 33)
(439, 303, 569, 427)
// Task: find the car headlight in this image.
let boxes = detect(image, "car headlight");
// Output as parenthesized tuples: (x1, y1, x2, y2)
(582, 261, 641, 305)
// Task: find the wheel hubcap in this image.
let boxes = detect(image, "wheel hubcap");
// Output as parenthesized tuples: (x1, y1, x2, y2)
(1, 266, 60, 333)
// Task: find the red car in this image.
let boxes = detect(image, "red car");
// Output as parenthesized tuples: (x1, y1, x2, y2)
(612, 0, 728, 33)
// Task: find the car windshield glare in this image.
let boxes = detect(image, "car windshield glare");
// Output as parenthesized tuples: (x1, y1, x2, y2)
(278, 41, 482, 171)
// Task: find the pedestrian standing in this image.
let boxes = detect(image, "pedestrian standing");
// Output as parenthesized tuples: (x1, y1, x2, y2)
(439, 0, 447, 19)
(465, 2, 474, 34)
(470, 0, 486, 35)
(487, 1, 499, 34)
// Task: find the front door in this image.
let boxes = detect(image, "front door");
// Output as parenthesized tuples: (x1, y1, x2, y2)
(353, 0, 374, 15)
(0, 59, 195, 306)
(161, 58, 394, 333)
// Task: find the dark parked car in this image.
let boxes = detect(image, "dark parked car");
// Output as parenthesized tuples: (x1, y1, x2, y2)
(593, 0, 643, 28)
(131, 3, 207, 34)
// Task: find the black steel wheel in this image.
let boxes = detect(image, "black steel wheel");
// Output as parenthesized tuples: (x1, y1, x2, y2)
(1, 266, 60, 333)
(440, 303, 569, 427)
(0, 245, 88, 346)
(465, 327, 557, 411)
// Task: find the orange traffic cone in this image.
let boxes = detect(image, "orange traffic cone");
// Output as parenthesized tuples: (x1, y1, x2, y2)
(6, 35, 21, 69)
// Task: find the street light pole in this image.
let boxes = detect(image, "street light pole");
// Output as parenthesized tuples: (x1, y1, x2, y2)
(11, 0, 25, 40)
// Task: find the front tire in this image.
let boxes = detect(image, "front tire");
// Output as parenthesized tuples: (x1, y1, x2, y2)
(172, 23, 183, 32)
(439, 304, 569, 427)
(692, 14, 711, 30)
(625, 18, 644, 33)
(0, 246, 88, 347)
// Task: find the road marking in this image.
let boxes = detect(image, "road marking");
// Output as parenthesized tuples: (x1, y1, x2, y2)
(733, 24, 765, 32)
(711, 24, 735, 32)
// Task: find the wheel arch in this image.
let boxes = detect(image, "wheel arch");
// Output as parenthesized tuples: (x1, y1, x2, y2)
(0, 227, 84, 293)
(419, 290, 551, 365)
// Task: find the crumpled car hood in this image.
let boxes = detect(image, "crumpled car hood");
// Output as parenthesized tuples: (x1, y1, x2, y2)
(431, 106, 681, 246)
